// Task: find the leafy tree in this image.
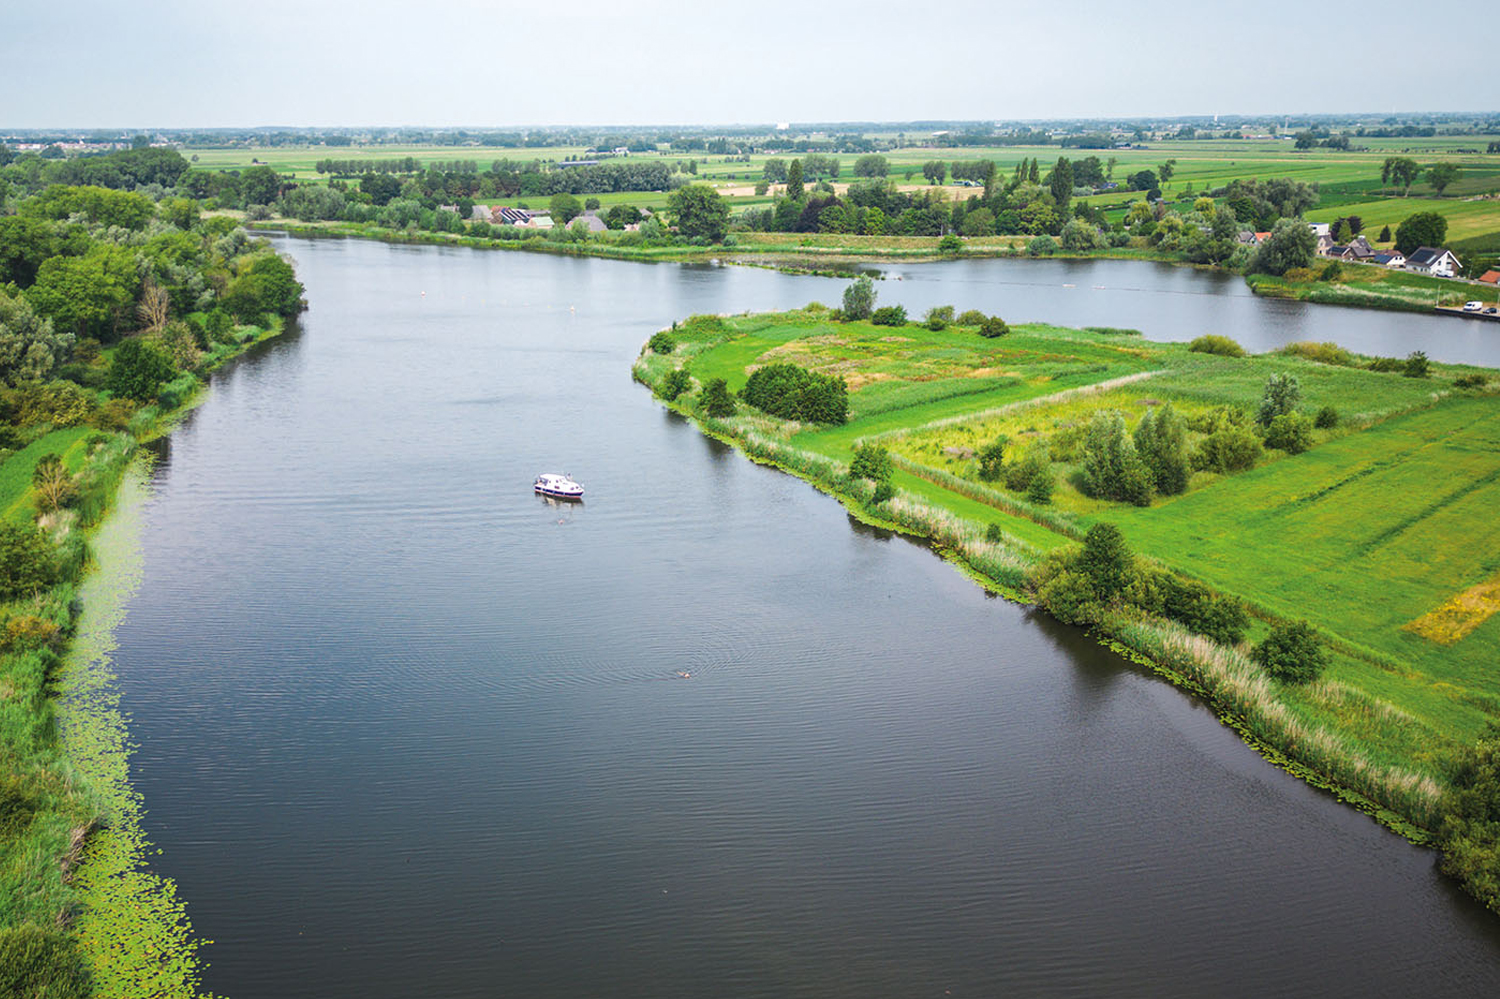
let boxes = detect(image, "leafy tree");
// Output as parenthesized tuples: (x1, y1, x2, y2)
(922, 161, 947, 185)
(1128, 169, 1158, 192)
(762, 158, 788, 183)
(0, 524, 55, 599)
(667, 185, 728, 242)
(583, 197, 601, 211)
(22, 184, 154, 229)
(222, 253, 304, 320)
(853, 155, 888, 178)
(105, 337, 178, 401)
(1250, 216, 1317, 276)
(841, 276, 876, 320)
(1256, 372, 1302, 426)
(1024, 461, 1055, 504)
(785, 160, 804, 200)
(1251, 621, 1327, 684)
(1395, 211, 1449, 255)
(1158, 159, 1177, 183)
(1403, 350, 1430, 378)
(1049, 157, 1074, 210)
(1059, 219, 1098, 251)
(700, 377, 736, 417)
(850, 443, 893, 484)
(1078, 523, 1134, 600)
(1381, 156, 1421, 195)
(0, 291, 72, 385)
(0, 216, 60, 288)
(1264, 412, 1313, 454)
(361, 172, 402, 206)
(1081, 411, 1154, 506)
(741, 363, 848, 424)
(604, 204, 643, 230)
(977, 438, 1006, 481)
(1134, 404, 1190, 494)
(658, 368, 690, 402)
(26, 244, 140, 341)
(239, 165, 284, 207)
(549, 192, 583, 226)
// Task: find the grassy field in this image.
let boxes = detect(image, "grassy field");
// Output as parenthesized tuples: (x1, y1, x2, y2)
(638, 308, 1500, 847)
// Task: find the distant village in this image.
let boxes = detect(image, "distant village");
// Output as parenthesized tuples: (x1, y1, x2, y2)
(1238, 222, 1494, 284)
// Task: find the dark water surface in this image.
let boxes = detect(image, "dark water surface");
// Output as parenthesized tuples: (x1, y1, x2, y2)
(112, 241, 1500, 997)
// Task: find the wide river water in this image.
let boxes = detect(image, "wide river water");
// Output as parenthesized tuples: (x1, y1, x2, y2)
(108, 240, 1500, 997)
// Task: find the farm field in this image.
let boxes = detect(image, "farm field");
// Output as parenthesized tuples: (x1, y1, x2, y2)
(638, 308, 1500, 828)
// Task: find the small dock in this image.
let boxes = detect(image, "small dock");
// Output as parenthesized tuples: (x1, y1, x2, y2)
(1434, 306, 1500, 323)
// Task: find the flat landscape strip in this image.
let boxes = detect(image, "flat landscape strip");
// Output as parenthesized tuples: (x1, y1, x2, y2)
(1404, 577, 1500, 646)
(864, 368, 1166, 442)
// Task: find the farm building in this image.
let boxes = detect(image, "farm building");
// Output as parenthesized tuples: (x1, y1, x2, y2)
(1405, 247, 1461, 278)
(1479, 270, 1500, 284)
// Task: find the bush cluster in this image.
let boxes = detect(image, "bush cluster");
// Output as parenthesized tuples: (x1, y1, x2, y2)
(870, 305, 908, 327)
(740, 363, 849, 425)
(647, 331, 676, 354)
(1188, 334, 1245, 357)
(657, 368, 690, 402)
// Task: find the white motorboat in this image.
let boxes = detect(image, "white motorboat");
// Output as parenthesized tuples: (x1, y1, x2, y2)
(534, 472, 584, 499)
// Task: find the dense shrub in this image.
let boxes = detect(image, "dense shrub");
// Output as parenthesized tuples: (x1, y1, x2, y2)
(658, 368, 691, 402)
(955, 310, 988, 327)
(1080, 411, 1154, 506)
(1454, 374, 1489, 390)
(938, 234, 963, 253)
(1251, 621, 1327, 684)
(1077, 523, 1134, 600)
(1438, 725, 1500, 911)
(1264, 411, 1314, 454)
(648, 331, 676, 354)
(841, 276, 876, 320)
(30, 453, 73, 511)
(1190, 407, 1261, 473)
(1283, 341, 1353, 366)
(1256, 372, 1301, 426)
(870, 305, 908, 327)
(0, 524, 55, 599)
(1319, 261, 1342, 282)
(1083, 327, 1143, 337)
(1, 380, 91, 427)
(741, 363, 849, 424)
(977, 316, 1010, 338)
(923, 305, 955, 331)
(870, 481, 895, 504)
(976, 438, 1006, 481)
(1038, 568, 1104, 626)
(1188, 334, 1245, 357)
(700, 377, 736, 417)
(1026, 235, 1057, 257)
(1403, 350, 1430, 379)
(1366, 356, 1404, 373)
(105, 338, 177, 402)
(154, 372, 200, 411)
(1313, 405, 1339, 428)
(850, 443, 893, 484)
(1024, 461, 1055, 504)
(1163, 577, 1249, 646)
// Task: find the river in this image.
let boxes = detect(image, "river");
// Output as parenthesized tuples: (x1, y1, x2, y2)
(106, 240, 1500, 997)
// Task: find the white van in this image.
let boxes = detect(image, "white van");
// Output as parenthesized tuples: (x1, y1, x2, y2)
(1464, 301, 1483, 312)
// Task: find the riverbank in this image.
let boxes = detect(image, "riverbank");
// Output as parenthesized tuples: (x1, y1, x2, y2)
(634, 308, 1500, 912)
(0, 316, 288, 998)
(250, 216, 1496, 316)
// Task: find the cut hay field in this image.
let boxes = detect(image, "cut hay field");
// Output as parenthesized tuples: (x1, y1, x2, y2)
(639, 307, 1500, 848)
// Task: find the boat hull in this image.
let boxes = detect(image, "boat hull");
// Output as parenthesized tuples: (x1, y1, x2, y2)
(535, 485, 584, 499)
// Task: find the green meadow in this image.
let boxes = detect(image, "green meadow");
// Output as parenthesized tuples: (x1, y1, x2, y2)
(639, 308, 1500, 848)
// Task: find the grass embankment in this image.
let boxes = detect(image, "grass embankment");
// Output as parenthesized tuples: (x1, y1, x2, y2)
(635, 309, 1500, 907)
(1247, 263, 1499, 313)
(0, 317, 284, 998)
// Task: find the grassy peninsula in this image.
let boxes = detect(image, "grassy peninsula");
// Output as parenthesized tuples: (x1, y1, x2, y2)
(634, 304, 1500, 912)
(0, 160, 305, 996)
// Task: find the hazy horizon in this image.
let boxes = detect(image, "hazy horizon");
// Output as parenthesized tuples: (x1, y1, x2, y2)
(6, 0, 1491, 129)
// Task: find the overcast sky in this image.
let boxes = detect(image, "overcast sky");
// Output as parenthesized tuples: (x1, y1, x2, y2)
(6, 0, 1491, 128)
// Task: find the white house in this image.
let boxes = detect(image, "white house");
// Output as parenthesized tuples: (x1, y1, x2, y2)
(1405, 247, 1460, 278)
(1308, 222, 1331, 238)
(1372, 251, 1407, 269)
